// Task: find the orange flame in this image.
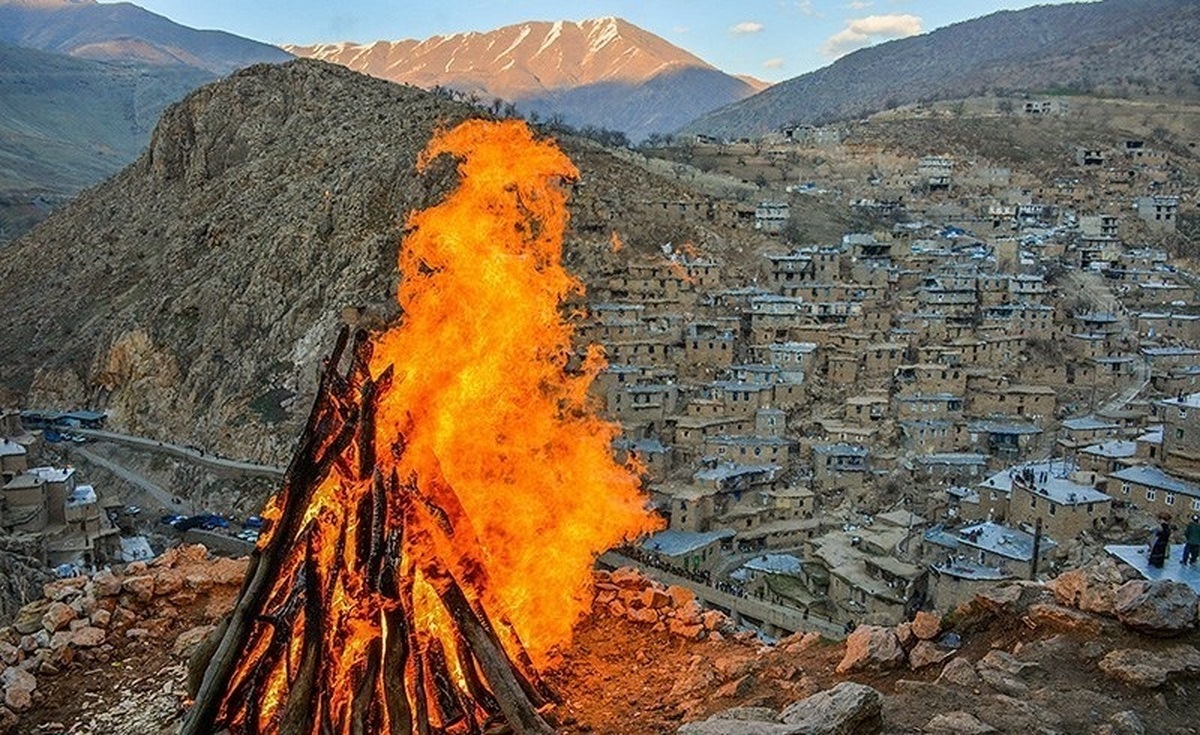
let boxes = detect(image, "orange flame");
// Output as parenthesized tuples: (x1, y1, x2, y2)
(370, 119, 661, 663)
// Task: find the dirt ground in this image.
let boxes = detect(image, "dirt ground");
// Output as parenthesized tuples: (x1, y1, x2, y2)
(20, 599, 1200, 735)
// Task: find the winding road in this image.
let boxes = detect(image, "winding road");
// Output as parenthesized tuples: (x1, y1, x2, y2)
(72, 428, 286, 480)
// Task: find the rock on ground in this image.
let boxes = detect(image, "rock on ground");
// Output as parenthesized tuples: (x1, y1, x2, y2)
(779, 682, 883, 735)
(1097, 645, 1200, 688)
(1113, 580, 1198, 636)
(678, 682, 883, 735)
(835, 626, 905, 674)
(924, 711, 998, 734)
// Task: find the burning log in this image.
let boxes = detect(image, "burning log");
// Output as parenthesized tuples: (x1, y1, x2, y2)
(183, 329, 553, 735)
(183, 119, 660, 735)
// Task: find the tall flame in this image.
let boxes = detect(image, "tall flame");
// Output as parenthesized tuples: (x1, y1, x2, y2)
(369, 118, 661, 662)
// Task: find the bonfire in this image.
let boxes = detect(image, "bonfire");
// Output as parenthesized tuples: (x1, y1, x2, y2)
(183, 119, 660, 735)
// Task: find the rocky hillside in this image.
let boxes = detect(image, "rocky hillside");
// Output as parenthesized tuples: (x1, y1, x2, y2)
(7, 553, 1200, 734)
(0, 0, 291, 74)
(0, 59, 739, 465)
(682, 0, 1200, 138)
(285, 17, 760, 141)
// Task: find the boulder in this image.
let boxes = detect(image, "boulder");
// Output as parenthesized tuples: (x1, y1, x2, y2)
(669, 620, 705, 640)
(1098, 645, 1200, 688)
(911, 611, 941, 640)
(937, 657, 981, 687)
(835, 626, 905, 674)
(610, 567, 645, 589)
(924, 712, 997, 735)
(0, 705, 17, 734)
(12, 601, 49, 635)
(68, 627, 106, 648)
(0, 667, 35, 712)
(701, 610, 728, 631)
(908, 641, 952, 670)
(894, 622, 915, 648)
(122, 575, 156, 603)
(640, 588, 672, 610)
(91, 569, 122, 598)
(0, 644, 16, 667)
(1047, 561, 1126, 616)
(90, 609, 111, 628)
(779, 682, 884, 735)
(40, 601, 76, 633)
(1025, 602, 1102, 634)
(1107, 710, 1146, 735)
(1113, 580, 1198, 636)
(173, 625, 217, 659)
(151, 568, 185, 597)
(42, 577, 87, 602)
(678, 719, 792, 735)
(667, 585, 696, 609)
(628, 607, 659, 624)
(977, 649, 1038, 678)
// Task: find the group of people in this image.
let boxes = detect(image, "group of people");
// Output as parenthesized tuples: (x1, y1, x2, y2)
(1148, 514, 1200, 568)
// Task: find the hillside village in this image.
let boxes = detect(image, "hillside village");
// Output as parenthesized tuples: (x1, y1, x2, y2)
(577, 95, 1200, 635)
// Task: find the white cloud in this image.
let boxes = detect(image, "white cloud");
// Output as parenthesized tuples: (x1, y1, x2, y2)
(820, 13, 922, 57)
(673, 25, 689, 34)
(795, 1, 819, 16)
(846, 0, 873, 9)
(729, 21, 765, 35)
(762, 57, 786, 69)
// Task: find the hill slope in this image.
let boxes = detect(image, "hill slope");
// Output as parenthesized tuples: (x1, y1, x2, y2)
(0, 0, 292, 243)
(682, 0, 1200, 138)
(0, 0, 291, 74)
(0, 59, 730, 463)
(0, 42, 212, 242)
(285, 17, 759, 141)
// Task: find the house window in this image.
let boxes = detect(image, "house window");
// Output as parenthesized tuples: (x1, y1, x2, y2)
(1193, 499, 1200, 511)
(1049, 503, 1056, 516)
(1177, 429, 1185, 440)
(1122, 483, 1130, 495)
(1147, 489, 1157, 501)
(1167, 493, 1176, 506)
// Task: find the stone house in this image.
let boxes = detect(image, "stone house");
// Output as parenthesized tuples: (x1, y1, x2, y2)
(1158, 392, 1200, 477)
(1108, 465, 1200, 523)
(812, 443, 869, 490)
(1006, 466, 1112, 540)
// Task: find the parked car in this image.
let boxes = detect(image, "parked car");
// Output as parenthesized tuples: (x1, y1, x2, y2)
(173, 513, 230, 532)
(160, 513, 186, 527)
(243, 515, 265, 529)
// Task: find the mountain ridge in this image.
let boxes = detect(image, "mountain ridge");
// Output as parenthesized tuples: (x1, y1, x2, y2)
(681, 0, 1200, 138)
(284, 17, 759, 141)
(0, 0, 291, 74)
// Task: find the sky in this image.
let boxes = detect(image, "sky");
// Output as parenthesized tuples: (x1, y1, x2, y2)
(122, 0, 1087, 84)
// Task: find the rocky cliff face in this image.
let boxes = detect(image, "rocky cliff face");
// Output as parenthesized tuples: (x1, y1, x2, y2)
(0, 59, 731, 466)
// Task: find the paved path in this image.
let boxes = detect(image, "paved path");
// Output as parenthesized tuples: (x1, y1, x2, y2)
(68, 445, 194, 514)
(600, 551, 845, 640)
(74, 429, 286, 480)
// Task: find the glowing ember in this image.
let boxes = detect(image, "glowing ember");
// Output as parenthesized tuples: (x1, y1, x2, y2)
(186, 118, 660, 735)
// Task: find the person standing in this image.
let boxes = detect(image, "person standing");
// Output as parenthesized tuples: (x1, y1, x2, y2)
(1183, 515, 1200, 566)
(1149, 519, 1172, 569)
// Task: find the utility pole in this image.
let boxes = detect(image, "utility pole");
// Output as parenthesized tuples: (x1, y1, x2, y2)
(1030, 516, 1043, 580)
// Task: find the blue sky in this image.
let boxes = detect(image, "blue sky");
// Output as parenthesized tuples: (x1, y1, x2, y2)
(125, 0, 1086, 83)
